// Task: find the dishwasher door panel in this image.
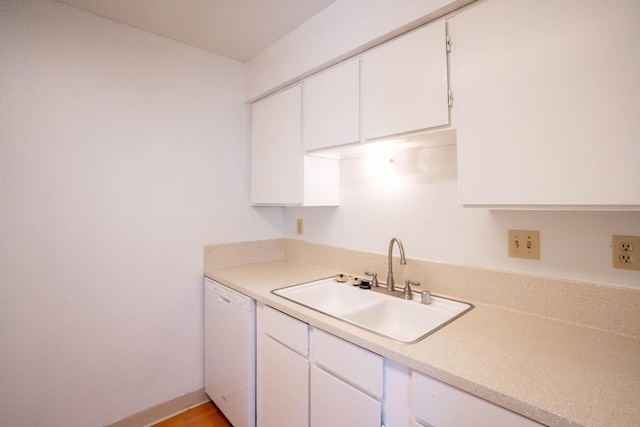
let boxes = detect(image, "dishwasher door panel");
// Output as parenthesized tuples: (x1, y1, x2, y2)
(204, 278, 256, 427)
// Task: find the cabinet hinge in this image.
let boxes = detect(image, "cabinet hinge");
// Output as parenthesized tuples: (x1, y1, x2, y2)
(448, 90, 454, 107)
(446, 35, 452, 52)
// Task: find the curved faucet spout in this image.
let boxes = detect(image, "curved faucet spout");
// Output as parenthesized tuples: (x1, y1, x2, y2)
(387, 237, 406, 291)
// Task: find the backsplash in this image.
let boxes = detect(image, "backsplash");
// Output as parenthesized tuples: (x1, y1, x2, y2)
(204, 239, 284, 270)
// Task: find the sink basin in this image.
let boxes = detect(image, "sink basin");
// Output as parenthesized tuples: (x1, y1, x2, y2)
(273, 278, 473, 343)
(273, 278, 382, 313)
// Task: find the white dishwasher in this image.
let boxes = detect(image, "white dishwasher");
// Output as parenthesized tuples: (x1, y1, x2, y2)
(204, 277, 256, 427)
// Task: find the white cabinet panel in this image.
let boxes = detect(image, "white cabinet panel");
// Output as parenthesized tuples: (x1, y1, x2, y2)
(383, 358, 412, 427)
(251, 84, 339, 206)
(256, 302, 545, 427)
(311, 327, 383, 398)
(303, 59, 360, 152)
(262, 305, 308, 355)
(454, 0, 640, 208)
(412, 371, 542, 427)
(257, 304, 309, 426)
(363, 20, 449, 140)
(310, 365, 381, 427)
(259, 336, 309, 427)
(251, 85, 302, 204)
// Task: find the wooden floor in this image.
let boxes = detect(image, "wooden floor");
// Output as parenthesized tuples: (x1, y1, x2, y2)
(152, 402, 232, 427)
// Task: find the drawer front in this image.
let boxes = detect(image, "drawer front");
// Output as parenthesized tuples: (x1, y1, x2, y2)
(311, 328, 383, 398)
(262, 305, 308, 356)
(412, 371, 542, 427)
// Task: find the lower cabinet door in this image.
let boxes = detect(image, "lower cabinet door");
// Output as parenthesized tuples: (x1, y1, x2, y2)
(310, 365, 381, 427)
(260, 336, 309, 426)
(412, 371, 542, 427)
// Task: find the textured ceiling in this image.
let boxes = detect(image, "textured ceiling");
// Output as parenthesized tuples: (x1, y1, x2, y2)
(55, 0, 338, 62)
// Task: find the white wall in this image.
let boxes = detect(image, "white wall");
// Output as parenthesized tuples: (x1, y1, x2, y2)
(0, 1, 282, 426)
(284, 144, 640, 289)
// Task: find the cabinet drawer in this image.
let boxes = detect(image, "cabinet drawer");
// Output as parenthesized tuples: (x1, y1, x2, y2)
(311, 328, 383, 398)
(263, 306, 308, 356)
(412, 371, 542, 427)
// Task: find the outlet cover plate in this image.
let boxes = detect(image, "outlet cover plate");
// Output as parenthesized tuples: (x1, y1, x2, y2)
(508, 230, 540, 260)
(612, 235, 640, 271)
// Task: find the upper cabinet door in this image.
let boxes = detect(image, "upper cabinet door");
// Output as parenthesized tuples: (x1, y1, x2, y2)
(454, 0, 640, 208)
(303, 59, 360, 152)
(363, 20, 449, 141)
(251, 84, 339, 206)
(251, 85, 302, 205)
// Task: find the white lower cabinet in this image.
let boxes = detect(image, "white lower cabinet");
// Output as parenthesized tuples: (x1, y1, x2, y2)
(383, 359, 412, 427)
(411, 371, 542, 427)
(257, 305, 309, 427)
(257, 304, 383, 426)
(260, 336, 309, 426)
(310, 366, 381, 426)
(257, 304, 541, 426)
(310, 328, 383, 426)
(311, 328, 383, 398)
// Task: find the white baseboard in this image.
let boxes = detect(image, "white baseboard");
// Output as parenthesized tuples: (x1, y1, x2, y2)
(107, 388, 210, 427)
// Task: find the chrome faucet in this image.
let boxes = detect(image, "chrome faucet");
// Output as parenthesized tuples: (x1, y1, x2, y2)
(386, 237, 406, 291)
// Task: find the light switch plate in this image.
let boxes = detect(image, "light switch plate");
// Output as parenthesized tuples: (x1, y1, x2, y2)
(508, 230, 540, 260)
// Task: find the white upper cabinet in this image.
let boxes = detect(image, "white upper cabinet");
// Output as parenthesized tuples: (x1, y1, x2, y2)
(251, 84, 302, 205)
(454, 0, 640, 208)
(251, 84, 339, 206)
(303, 59, 360, 152)
(363, 19, 449, 141)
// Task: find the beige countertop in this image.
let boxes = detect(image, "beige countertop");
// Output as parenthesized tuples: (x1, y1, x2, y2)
(205, 259, 640, 427)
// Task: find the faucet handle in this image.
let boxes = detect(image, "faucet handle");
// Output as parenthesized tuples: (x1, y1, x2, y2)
(403, 280, 420, 300)
(364, 271, 379, 287)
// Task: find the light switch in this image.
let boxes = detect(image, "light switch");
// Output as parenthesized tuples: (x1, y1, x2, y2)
(508, 230, 540, 260)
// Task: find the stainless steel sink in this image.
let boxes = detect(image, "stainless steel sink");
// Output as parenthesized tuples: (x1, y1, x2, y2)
(273, 278, 473, 343)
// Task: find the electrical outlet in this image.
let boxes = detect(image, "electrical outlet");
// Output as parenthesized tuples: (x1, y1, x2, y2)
(296, 218, 303, 235)
(612, 235, 640, 271)
(508, 230, 540, 260)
